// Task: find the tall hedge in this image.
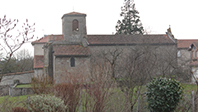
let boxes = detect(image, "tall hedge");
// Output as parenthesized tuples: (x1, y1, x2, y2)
(146, 77, 183, 112)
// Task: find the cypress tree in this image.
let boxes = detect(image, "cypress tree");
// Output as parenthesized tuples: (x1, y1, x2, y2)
(116, 0, 144, 34)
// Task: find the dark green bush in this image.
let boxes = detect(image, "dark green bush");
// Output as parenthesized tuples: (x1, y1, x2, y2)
(146, 77, 183, 112)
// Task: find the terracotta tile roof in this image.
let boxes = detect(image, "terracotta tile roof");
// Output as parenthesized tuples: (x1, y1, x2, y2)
(31, 35, 64, 45)
(177, 39, 198, 48)
(4, 71, 34, 76)
(87, 34, 175, 45)
(34, 55, 44, 69)
(32, 34, 175, 45)
(53, 45, 90, 56)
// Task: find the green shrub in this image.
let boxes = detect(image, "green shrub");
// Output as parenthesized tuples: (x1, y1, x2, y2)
(28, 94, 67, 112)
(146, 77, 183, 112)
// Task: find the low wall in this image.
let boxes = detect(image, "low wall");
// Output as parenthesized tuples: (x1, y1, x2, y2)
(9, 87, 34, 97)
(0, 71, 34, 86)
(0, 85, 10, 96)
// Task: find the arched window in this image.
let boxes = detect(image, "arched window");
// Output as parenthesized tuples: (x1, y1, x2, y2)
(72, 19, 79, 31)
(177, 50, 181, 57)
(70, 57, 75, 67)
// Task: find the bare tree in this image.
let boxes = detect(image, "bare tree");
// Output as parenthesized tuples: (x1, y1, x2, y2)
(90, 43, 179, 112)
(0, 15, 35, 81)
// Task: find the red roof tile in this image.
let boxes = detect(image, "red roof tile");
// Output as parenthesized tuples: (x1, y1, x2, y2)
(4, 71, 34, 76)
(34, 55, 44, 68)
(32, 35, 64, 45)
(53, 45, 90, 56)
(32, 34, 175, 45)
(87, 34, 174, 45)
(177, 39, 198, 48)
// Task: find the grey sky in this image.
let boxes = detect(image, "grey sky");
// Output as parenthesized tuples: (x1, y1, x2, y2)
(0, 0, 197, 53)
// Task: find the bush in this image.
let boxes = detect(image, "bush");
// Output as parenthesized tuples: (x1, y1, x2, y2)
(12, 107, 27, 112)
(54, 83, 80, 112)
(28, 94, 67, 112)
(31, 73, 53, 94)
(146, 77, 183, 112)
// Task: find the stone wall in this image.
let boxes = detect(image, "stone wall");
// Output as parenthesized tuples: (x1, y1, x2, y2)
(62, 15, 86, 42)
(9, 87, 34, 97)
(0, 85, 10, 96)
(0, 71, 34, 86)
(52, 44, 177, 84)
(54, 56, 90, 84)
(34, 69, 44, 78)
(177, 48, 191, 66)
(34, 44, 44, 55)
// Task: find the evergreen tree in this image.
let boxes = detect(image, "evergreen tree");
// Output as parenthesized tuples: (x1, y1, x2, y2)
(116, 0, 144, 34)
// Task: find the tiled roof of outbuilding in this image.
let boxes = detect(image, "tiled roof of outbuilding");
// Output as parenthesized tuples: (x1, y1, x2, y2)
(34, 55, 44, 69)
(177, 39, 198, 48)
(53, 45, 90, 56)
(4, 71, 34, 76)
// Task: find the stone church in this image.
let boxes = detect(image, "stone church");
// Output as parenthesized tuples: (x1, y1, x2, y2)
(32, 12, 177, 84)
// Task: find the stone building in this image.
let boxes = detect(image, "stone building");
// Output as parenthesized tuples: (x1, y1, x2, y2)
(177, 40, 198, 66)
(182, 40, 198, 83)
(32, 12, 177, 84)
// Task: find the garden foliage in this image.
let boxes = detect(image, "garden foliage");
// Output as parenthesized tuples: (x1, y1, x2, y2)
(146, 77, 183, 112)
(28, 94, 67, 112)
(54, 83, 80, 112)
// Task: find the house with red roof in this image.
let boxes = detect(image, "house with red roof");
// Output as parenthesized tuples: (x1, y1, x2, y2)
(180, 40, 198, 83)
(32, 12, 177, 84)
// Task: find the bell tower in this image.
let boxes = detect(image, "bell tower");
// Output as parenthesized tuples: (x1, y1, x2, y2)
(62, 12, 87, 44)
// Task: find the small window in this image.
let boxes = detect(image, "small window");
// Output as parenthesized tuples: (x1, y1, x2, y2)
(72, 19, 79, 31)
(70, 57, 75, 67)
(177, 50, 181, 57)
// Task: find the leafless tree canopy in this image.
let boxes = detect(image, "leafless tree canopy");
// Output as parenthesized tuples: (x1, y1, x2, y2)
(0, 15, 35, 81)
(89, 43, 181, 111)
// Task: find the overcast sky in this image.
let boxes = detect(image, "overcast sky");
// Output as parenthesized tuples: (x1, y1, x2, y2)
(0, 0, 198, 54)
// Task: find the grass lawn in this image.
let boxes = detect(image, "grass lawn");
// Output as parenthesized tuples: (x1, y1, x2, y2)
(0, 95, 28, 104)
(182, 83, 197, 93)
(16, 84, 32, 88)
